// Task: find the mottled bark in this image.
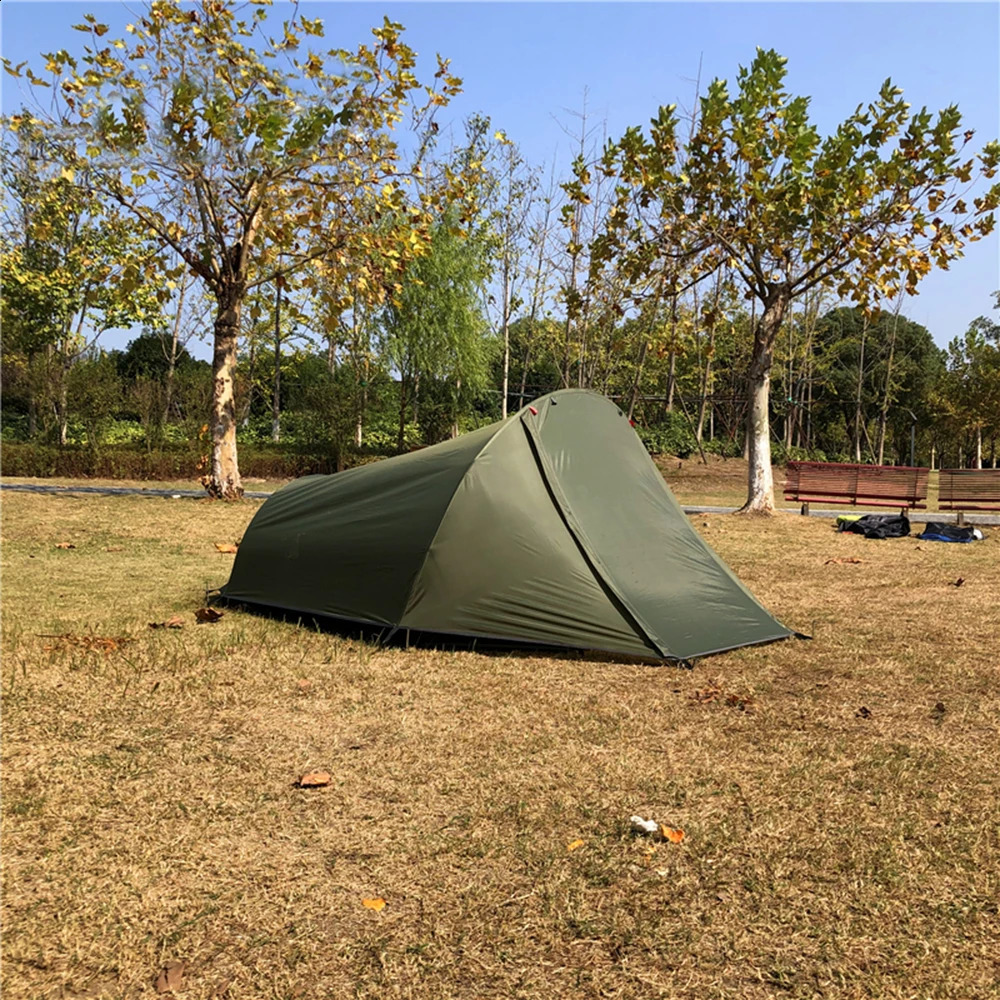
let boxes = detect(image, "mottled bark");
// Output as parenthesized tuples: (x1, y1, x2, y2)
(738, 286, 789, 514)
(203, 287, 243, 500)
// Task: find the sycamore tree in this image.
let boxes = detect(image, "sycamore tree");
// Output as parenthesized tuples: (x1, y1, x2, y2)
(4, 0, 463, 497)
(595, 48, 1000, 511)
(0, 118, 164, 444)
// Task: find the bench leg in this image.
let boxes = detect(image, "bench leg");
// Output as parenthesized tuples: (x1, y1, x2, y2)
(957, 511, 966, 527)
(800, 502, 809, 516)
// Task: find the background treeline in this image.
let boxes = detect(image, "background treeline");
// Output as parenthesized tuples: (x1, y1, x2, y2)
(4, 283, 998, 478)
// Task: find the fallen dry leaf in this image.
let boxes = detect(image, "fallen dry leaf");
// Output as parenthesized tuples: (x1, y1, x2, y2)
(297, 679, 313, 693)
(856, 706, 872, 719)
(951, 577, 965, 588)
(725, 692, 756, 711)
(105, 546, 124, 552)
(361, 897, 386, 912)
(155, 961, 185, 994)
(660, 826, 685, 844)
(214, 542, 238, 554)
(690, 683, 721, 704)
(566, 838, 585, 852)
(55, 542, 76, 550)
(194, 607, 223, 623)
(825, 557, 863, 565)
(298, 771, 331, 788)
(149, 615, 185, 630)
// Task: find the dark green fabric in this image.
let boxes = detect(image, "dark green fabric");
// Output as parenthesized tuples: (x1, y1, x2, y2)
(222, 389, 794, 660)
(400, 418, 657, 657)
(527, 392, 794, 660)
(222, 422, 501, 624)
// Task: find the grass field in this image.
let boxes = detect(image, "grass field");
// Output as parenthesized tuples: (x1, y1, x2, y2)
(2, 468, 999, 999)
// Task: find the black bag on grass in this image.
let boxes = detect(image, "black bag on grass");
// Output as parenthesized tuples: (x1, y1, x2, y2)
(840, 513, 910, 539)
(918, 522, 977, 543)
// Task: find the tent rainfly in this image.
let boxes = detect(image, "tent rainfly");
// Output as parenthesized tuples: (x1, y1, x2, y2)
(221, 390, 796, 662)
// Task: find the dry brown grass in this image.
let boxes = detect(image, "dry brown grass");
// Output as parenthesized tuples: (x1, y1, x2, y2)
(3, 482, 999, 1000)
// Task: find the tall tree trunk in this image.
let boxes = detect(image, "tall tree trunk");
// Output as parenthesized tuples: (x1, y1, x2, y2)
(627, 338, 648, 422)
(204, 287, 244, 500)
(738, 287, 789, 514)
(271, 281, 282, 444)
(518, 343, 531, 403)
(27, 350, 38, 439)
(501, 260, 511, 419)
(162, 271, 188, 426)
(854, 315, 868, 463)
(58, 375, 69, 447)
(975, 425, 983, 469)
(876, 305, 900, 465)
(397, 373, 409, 453)
(664, 291, 679, 412)
(451, 376, 462, 439)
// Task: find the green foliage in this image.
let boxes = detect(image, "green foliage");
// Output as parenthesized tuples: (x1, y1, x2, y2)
(118, 333, 195, 382)
(65, 352, 122, 450)
(635, 413, 697, 458)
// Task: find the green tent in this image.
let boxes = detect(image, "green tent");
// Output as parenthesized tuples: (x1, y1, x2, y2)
(221, 390, 794, 662)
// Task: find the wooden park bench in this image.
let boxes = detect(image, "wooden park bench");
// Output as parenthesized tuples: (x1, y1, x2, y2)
(938, 468, 1000, 523)
(784, 461, 929, 515)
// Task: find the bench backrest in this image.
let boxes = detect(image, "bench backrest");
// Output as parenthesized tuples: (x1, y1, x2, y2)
(939, 468, 1000, 508)
(785, 461, 929, 503)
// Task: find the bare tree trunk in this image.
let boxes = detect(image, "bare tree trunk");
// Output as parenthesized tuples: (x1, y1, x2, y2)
(876, 302, 900, 465)
(975, 426, 983, 469)
(738, 287, 789, 514)
(627, 338, 648, 422)
(162, 271, 188, 426)
(696, 279, 720, 443)
(271, 280, 282, 444)
(451, 376, 462, 439)
(396, 372, 409, 453)
(204, 288, 244, 500)
(27, 350, 38, 438)
(854, 315, 868, 463)
(58, 375, 69, 447)
(519, 343, 531, 402)
(501, 259, 511, 419)
(665, 291, 679, 412)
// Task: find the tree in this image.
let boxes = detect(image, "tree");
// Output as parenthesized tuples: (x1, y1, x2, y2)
(475, 122, 538, 417)
(941, 298, 1000, 467)
(5, 2, 463, 497)
(380, 210, 493, 448)
(0, 117, 165, 444)
(596, 48, 1000, 510)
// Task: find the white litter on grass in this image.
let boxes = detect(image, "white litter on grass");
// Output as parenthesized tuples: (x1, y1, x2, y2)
(172, 494, 182, 499)
(630, 815, 659, 836)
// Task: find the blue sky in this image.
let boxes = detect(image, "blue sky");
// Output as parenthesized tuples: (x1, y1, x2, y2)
(2, 1, 998, 353)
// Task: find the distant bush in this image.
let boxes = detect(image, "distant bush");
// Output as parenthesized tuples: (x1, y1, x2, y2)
(635, 413, 696, 458)
(771, 442, 829, 465)
(702, 436, 742, 459)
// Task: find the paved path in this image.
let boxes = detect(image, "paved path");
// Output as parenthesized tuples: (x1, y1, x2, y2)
(3, 480, 998, 525)
(0, 482, 273, 500)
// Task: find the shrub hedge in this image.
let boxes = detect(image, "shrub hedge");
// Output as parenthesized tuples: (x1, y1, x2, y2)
(0, 443, 345, 480)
